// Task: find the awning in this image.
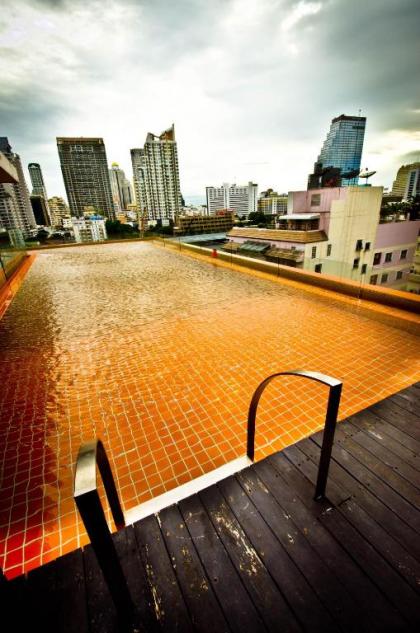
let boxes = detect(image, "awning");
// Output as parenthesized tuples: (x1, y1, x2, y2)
(239, 241, 270, 253)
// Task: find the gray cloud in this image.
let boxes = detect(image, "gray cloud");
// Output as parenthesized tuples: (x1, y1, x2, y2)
(0, 0, 419, 196)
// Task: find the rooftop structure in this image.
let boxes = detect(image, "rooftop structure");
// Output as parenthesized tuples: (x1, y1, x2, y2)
(0, 151, 18, 184)
(174, 211, 234, 235)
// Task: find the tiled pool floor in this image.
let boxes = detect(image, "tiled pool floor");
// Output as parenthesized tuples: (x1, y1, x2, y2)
(1, 242, 419, 577)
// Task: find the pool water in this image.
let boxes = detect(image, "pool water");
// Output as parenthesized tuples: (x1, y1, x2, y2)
(1, 241, 419, 577)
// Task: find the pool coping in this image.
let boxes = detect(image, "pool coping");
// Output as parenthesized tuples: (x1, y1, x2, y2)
(152, 239, 420, 325)
(0, 254, 36, 319)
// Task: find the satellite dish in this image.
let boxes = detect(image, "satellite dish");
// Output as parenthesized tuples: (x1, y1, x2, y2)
(359, 169, 376, 179)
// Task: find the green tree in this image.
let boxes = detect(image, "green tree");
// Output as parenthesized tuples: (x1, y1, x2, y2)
(248, 211, 269, 225)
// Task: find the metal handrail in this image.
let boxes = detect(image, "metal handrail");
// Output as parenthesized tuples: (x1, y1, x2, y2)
(74, 439, 134, 624)
(246, 370, 342, 500)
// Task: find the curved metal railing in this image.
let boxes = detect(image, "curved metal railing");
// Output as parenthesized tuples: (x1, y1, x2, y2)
(74, 439, 133, 623)
(246, 370, 342, 500)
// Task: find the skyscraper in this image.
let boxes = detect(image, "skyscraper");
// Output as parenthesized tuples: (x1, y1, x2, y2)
(109, 162, 133, 214)
(131, 124, 182, 221)
(28, 162, 51, 224)
(56, 137, 114, 219)
(309, 114, 366, 188)
(28, 163, 48, 199)
(0, 138, 36, 237)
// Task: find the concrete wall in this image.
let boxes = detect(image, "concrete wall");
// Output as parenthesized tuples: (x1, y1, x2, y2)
(372, 219, 420, 289)
(375, 220, 420, 249)
(288, 187, 348, 232)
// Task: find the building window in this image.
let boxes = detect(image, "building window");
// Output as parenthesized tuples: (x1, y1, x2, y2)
(381, 273, 389, 283)
(315, 263, 322, 273)
(373, 252, 381, 265)
(361, 263, 367, 274)
(311, 246, 316, 259)
(364, 242, 371, 251)
(355, 239, 363, 251)
(370, 274, 378, 285)
(400, 249, 407, 259)
(396, 271, 403, 280)
(327, 244, 332, 257)
(311, 193, 321, 207)
(385, 252, 392, 263)
(353, 258, 359, 269)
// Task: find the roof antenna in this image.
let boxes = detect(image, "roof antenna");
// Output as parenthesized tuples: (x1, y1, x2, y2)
(358, 108, 362, 117)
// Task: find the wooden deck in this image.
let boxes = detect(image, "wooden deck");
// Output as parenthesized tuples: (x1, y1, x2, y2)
(3, 383, 420, 632)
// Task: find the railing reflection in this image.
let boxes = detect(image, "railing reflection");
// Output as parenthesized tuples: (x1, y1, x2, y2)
(0, 248, 27, 286)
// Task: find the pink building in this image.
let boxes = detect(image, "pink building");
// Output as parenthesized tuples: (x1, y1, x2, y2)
(227, 186, 420, 292)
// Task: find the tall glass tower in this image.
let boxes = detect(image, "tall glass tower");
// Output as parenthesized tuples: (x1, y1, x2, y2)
(313, 114, 366, 186)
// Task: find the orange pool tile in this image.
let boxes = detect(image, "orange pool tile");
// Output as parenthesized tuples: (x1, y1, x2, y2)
(0, 242, 419, 578)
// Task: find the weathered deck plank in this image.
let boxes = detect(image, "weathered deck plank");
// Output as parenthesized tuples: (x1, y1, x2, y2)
(3, 382, 420, 632)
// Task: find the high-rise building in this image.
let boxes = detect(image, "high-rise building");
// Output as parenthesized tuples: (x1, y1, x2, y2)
(28, 163, 51, 224)
(0, 138, 36, 237)
(206, 182, 258, 218)
(30, 195, 51, 226)
(130, 124, 182, 221)
(48, 196, 70, 226)
(56, 137, 114, 219)
(28, 163, 48, 199)
(109, 162, 133, 214)
(391, 162, 420, 197)
(309, 114, 366, 188)
(404, 168, 420, 200)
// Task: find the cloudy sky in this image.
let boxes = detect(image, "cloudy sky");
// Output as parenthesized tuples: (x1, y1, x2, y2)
(1, 0, 419, 201)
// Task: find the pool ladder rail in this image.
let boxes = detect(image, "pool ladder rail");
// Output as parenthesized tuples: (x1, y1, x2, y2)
(73, 369, 342, 628)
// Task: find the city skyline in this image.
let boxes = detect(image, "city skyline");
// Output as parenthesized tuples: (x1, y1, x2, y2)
(1, 0, 420, 200)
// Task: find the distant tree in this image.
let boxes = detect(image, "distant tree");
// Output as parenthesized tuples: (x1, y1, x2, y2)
(35, 229, 49, 243)
(105, 220, 139, 236)
(248, 211, 269, 225)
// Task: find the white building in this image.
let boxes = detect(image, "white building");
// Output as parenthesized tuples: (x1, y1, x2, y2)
(72, 215, 107, 243)
(206, 182, 258, 218)
(130, 124, 182, 221)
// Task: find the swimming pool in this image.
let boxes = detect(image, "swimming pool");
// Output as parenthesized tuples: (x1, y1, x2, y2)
(1, 241, 419, 577)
